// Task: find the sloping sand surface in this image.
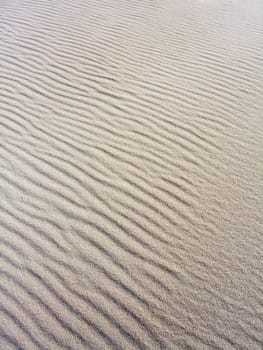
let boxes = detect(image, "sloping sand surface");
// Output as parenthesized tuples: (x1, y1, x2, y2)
(0, 0, 263, 349)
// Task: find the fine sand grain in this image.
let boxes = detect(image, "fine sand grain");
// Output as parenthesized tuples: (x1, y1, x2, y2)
(0, 0, 263, 349)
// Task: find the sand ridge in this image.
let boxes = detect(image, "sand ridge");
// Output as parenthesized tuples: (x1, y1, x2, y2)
(0, 0, 263, 349)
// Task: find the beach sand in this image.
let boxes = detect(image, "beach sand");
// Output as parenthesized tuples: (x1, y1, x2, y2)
(0, 0, 263, 348)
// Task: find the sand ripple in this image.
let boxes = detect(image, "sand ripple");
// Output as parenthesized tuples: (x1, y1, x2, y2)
(0, 0, 263, 349)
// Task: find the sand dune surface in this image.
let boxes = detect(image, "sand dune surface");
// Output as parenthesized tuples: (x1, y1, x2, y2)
(0, 0, 263, 349)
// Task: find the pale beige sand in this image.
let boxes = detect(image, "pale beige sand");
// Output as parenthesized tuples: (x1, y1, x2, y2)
(0, 0, 263, 349)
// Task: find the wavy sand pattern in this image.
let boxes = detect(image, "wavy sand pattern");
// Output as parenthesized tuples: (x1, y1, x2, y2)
(0, 0, 263, 349)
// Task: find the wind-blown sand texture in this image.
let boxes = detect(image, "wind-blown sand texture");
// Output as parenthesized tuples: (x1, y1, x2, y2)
(0, 0, 263, 349)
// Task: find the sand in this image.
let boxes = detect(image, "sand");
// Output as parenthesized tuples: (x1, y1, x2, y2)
(0, 0, 263, 349)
